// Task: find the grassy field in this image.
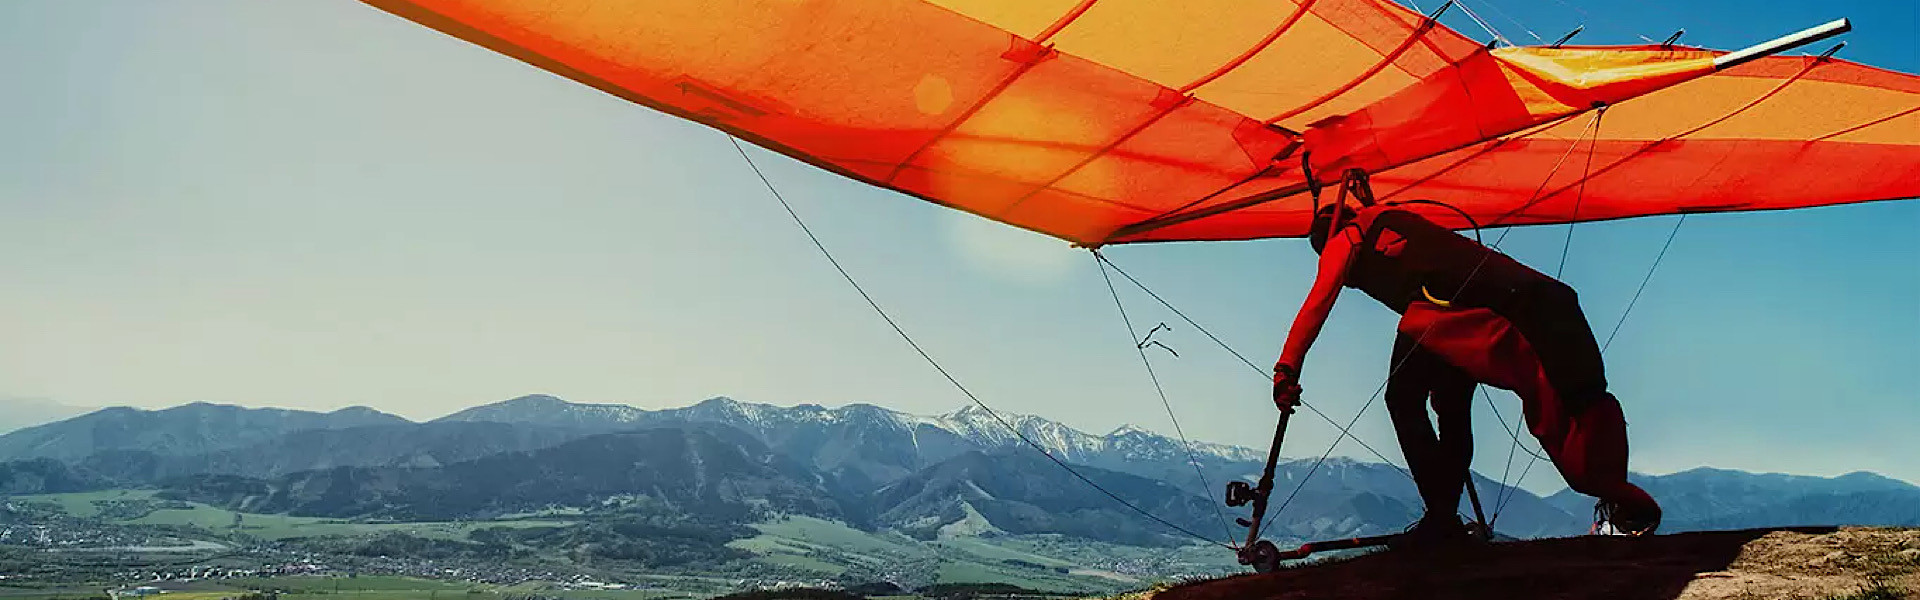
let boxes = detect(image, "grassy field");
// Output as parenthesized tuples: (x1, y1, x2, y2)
(729, 515, 923, 577)
(746, 517, 921, 556)
(16, 490, 153, 518)
(8, 493, 1208, 597)
(0, 577, 484, 600)
(12, 491, 573, 541)
(930, 538, 1074, 569)
(508, 589, 687, 600)
(0, 577, 693, 600)
(727, 516, 1140, 593)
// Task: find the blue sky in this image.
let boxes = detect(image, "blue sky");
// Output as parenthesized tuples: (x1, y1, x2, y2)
(1, 0, 1913, 495)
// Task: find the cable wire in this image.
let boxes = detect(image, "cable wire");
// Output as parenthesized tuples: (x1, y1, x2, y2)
(726, 135, 1226, 548)
(1092, 250, 1239, 546)
(1091, 252, 1416, 480)
(1493, 108, 1608, 518)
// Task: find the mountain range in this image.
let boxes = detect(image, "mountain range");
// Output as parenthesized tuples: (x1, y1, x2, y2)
(2, 395, 1914, 548)
(0, 402, 407, 462)
(1546, 466, 1920, 531)
(162, 426, 845, 523)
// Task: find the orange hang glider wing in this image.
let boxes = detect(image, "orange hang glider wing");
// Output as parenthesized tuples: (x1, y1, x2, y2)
(1116, 50, 1920, 242)
(359, 0, 1920, 246)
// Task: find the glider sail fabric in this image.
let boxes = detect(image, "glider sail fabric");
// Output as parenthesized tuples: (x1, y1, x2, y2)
(1125, 51, 1920, 242)
(361, 0, 1920, 246)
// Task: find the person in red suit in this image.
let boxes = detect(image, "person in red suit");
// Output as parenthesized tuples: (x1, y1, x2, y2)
(1271, 200, 1661, 545)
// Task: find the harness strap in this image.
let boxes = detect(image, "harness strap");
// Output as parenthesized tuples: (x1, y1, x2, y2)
(1421, 285, 1455, 308)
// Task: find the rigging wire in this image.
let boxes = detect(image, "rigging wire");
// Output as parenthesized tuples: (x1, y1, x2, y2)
(1491, 106, 1609, 519)
(725, 135, 1227, 548)
(1451, 0, 1515, 47)
(1091, 252, 1416, 481)
(1482, 54, 1827, 517)
(1603, 215, 1687, 354)
(1479, 388, 1550, 464)
(1092, 251, 1240, 546)
(1515, 0, 1662, 45)
(1464, 0, 1545, 45)
(1477, 383, 1550, 529)
(1481, 56, 1787, 515)
(1491, 211, 1685, 522)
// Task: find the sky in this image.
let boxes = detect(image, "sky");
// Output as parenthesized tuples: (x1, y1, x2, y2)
(1, 0, 1914, 496)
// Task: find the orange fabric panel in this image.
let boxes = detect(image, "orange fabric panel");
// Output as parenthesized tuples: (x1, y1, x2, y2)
(935, 0, 1483, 128)
(920, 0, 1088, 41)
(360, 0, 1920, 247)
(1117, 136, 1920, 242)
(1305, 47, 1718, 174)
(1372, 139, 1920, 227)
(1004, 100, 1299, 241)
(1043, 0, 1305, 88)
(1118, 55, 1920, 243)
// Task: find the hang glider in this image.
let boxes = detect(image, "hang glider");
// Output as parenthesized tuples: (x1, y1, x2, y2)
(359, 0, 1918, 247)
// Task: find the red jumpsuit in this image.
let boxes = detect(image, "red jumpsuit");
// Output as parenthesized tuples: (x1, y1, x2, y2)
(1279, 205, 1657, 531)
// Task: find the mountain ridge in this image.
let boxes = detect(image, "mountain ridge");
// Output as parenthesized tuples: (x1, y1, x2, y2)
(1546, 465, 1920, 532)
(433, 394, 1268, 473)
(161, 426, 848, 522)
(0, 402, 411, 462)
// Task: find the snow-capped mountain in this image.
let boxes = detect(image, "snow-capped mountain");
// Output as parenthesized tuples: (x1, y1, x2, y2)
(431, 395, 1269, 491)
(1103, 423, 1266, 463)
(690, 397, 1264, 466)
(425, 395, 1586, 538)
(904, 404, 1109, 463)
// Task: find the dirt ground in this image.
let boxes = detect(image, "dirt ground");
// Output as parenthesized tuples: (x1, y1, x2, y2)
(1151, 527, 1918, 600)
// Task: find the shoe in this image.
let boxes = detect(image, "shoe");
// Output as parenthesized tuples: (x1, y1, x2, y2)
(1591, 497, 1661, 536)
(1392, 513, 1472, 550)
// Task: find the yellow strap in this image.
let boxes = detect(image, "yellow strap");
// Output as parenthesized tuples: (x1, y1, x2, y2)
(1421, 285, 1453, 308)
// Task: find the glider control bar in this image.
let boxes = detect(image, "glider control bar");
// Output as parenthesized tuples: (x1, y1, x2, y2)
(1272, 533, 1401, 561)
(1225, 405, 1296, 572)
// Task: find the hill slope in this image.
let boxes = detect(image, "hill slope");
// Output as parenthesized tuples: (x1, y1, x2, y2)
(162, 427, 847, 522)
(76, 421, 595, 482)
(1154, 527, 1919, 600)
(869, 448, 1224, 547)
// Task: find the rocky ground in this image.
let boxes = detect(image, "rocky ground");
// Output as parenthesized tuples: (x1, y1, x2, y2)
(1144, 527, 1918, 599)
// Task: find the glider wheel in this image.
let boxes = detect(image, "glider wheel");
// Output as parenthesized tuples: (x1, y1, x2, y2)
(1465, 520, 1493, 542)
(1240, 540, 1282, 573)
